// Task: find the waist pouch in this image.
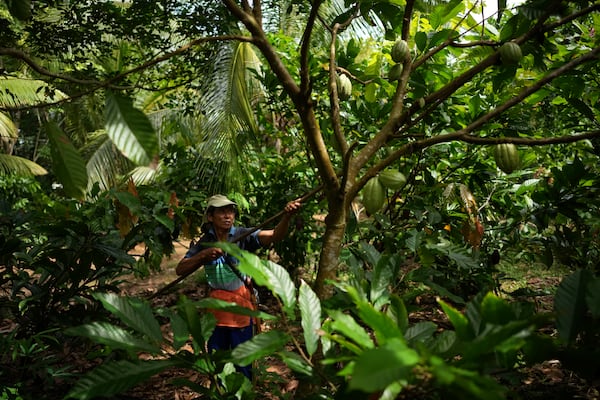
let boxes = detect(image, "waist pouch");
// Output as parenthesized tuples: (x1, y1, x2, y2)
(209, 285, 256, 328)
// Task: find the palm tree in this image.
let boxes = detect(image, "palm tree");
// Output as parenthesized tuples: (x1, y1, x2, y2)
(0, 77, 67, 177)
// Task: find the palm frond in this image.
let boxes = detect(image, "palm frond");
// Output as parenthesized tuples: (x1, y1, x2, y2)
(196, 42, 262, 193)
(0, 112, 19, 154)
(0, 154, 47, 176)
(0, 77, 68, 108)
(83, 130, 134, 193)
(127, 165, 160, 186)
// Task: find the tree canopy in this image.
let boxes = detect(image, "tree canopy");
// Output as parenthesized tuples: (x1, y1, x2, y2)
(1, 1, 599, 295)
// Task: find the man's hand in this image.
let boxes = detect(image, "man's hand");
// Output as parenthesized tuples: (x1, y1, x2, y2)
(284, 199, 302, 215)
(202, 247, 224, 261)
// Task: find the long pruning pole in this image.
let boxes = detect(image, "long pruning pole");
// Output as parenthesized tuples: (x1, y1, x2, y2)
(147, 184, 324, 300)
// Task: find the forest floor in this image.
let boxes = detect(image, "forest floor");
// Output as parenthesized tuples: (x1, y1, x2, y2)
(81, 241, 600, 399)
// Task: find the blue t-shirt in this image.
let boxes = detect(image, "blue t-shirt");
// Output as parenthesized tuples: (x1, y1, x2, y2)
(184, 226, 262, 291)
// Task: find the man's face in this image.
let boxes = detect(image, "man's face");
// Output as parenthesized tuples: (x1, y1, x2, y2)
(208, 205, 236, 230)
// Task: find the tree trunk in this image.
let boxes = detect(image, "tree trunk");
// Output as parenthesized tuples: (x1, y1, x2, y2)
(313, 191, 348, 299)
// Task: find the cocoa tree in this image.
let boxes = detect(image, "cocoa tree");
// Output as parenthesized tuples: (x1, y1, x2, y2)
(1, 0, 599, 299)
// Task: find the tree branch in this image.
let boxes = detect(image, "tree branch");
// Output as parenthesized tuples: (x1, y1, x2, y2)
(327, 6, 359, 158)
(351, 44, 600, 198)
(460, 129, 600, 146)
(0, 34, 252, 110)
(299, 1, 324, 98)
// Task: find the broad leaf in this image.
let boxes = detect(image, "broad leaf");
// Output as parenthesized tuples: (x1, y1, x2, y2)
(348, 338, 420, 392)
(66, 359, 178, 400)
(586, 277, 600, 318)
(387, 294, 409, 333)
(278, 350, 313, 376)
(196, 297, 275, 321)
(178, 296, 207, 348)
(555, 270, 591, 343)
(261, 260, 297, 316)
(93, 293, 163, 344)
(218, 242, 296, 315)
(404, 321, 437, 344)
(0, 154, 47, 176)
(328, 309, 374, 350)
(438, 299, 473, 340)
(64, 322, 160, 354)
(105, 91, 159, 166)
(46, 121, 88, 199)
(370, 253, 400, 307)
(6, 0, 31, 20)
(480, 292, 516, 325)
(164, 308, 190, 351)
(0, 77, 67, 108)
(346, 286, 403, 344)
(299, 280, 321, 357)
(230, 330, 289, 366)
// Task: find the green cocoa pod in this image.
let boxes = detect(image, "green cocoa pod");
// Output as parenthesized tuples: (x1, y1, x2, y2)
(378, 169, 406, 191)
(388, 63, 403, 81)
(362, 177, 386, 214)
(499, 42, 522, 65)
(494, 143, 520, 173)
(391, 39, 410, 63)
(336, 74, 352, 101)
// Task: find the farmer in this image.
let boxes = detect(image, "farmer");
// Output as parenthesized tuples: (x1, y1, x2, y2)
(175, 194, 301, 380)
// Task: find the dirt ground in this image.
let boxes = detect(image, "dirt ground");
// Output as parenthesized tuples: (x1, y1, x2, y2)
(111, 242, 600, 399)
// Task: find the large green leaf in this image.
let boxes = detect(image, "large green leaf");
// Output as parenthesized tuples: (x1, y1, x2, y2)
(104, 91, 159, 166)
(230, 330, 290, 366)
(278, 350, 313, 376)
(370, 253, 400, 307)
(345, 286, 403, 344)
(0, 154, 47, 176)
(438, 299, 474, 340)
(555, 270, 591, 343)
(0, 111, 18, 141)
(386, 294, 409, 333)
(6, 0, 31, 20)
(328, 309, 374, 350)
(164, 308, 191, 351)
(177, 296, 208, 349)
(196, 297, 276, 321)
(93, 293, 163, 344)
(64, 322, 160, 354)
(348, 338, 420, 392)
(261, 260, 297, 317)
(0, 77, 67, 108)
(404, 321, 438, 345)
(66, 359, 178, 400)
(299, 280, 321, 356)
(586, 277, 600, 318)
(218, 242, 296, 316)
(46, 121, 88, 199)
(480, 292, 516, 325)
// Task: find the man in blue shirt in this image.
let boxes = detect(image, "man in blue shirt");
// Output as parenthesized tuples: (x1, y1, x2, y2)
(176, 194, 301, 379)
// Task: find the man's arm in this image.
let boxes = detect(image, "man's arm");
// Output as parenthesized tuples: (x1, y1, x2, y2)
(257, 200, 302, 246)
(175, 246, 223, 276)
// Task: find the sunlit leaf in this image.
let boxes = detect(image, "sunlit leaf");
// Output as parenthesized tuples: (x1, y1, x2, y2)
(105, 91, 159, 166)
(46, 121, 88, 199)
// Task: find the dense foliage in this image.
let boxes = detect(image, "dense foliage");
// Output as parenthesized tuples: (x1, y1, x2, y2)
(1, 0, 600, 399)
